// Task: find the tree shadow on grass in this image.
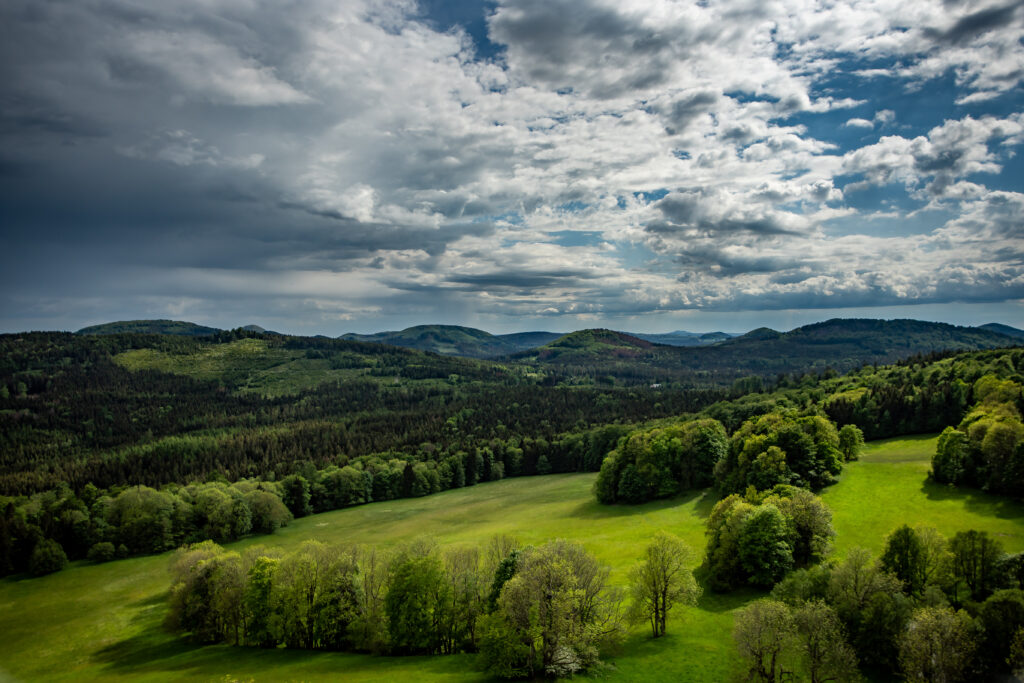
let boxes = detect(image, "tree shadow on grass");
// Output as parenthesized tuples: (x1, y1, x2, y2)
(921, 479, 1024, 522)
(566, 488, 720, 520)
(696, 586, 764, 614)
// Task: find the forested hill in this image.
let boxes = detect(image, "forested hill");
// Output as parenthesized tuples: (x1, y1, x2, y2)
(515, 318, 1021, 383)
(340, 325, 561, 358)
(980, 322, 1024, 339)
(77, 319, 221, 336)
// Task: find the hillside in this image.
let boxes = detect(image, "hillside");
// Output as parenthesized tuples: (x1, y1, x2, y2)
(518, 318, 1020, 384)
(76, 319, 221, 336)
(631, 330, 736, 346)
(980, 322, 1024, 339)
(339, 324, 524, 358)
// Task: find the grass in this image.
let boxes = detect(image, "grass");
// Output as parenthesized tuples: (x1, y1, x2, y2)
(3, 434, 1024, 681)
(116, 340, 377, 397)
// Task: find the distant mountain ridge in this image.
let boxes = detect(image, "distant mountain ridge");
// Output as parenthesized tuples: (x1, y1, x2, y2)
(980, 322, 1024, 339)
(77, 319, 221, 336)
(339, 324, 562, 359)
(513, 318, 1021, 382)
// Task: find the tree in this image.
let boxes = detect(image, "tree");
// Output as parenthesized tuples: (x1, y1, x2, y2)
(29, 538, 67, 576)
(478, 540, 622, 678)
(280, 475, 312, 518)
(880, 525, 926, 595)
(791, 601, 859, 683)
(976, 589, 1024, 677)
(733, 599, 796, 683)
(838, 425, 864, 462)
(385, 550, 452, 654)
(628, 532, 701, 637)
(738, 504, 794, 587)
(932, 427, 968, 484)
(898, 607, 975, 683)
(949, 529, 1003, 602)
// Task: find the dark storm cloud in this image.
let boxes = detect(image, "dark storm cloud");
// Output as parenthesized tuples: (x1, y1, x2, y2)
(447, 269, 597, 289)
(650, 192, 802, 237)
(927, 1, 1024, 45)
(663, 89, 720, 135)
(489, 0, 698, 98)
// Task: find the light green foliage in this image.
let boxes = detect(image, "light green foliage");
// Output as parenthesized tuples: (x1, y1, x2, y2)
(479, 539, 623, 679)
(932, 426, 969, 484)
(628, 532, 700, 637)
(385, 549, 452, 655)
(733, 599, 796, 682)
(898, 607, 975, 683)
(837, 425, 864, 462)
(791, 601, 859, 683)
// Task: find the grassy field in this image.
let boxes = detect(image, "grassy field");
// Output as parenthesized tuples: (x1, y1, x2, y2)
(114, 340, 375, 397)
(2, 434, 1024, 682)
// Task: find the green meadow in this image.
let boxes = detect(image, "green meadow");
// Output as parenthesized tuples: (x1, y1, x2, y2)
(2, 434, 1024, 682)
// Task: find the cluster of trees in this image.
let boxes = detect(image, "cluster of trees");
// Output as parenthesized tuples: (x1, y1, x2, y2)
(593, 419, 727, 504)
(736, 525, 1024, 681)
(168, 534, 699, 679)
(932, 374, 1024, 497)
(0, 480, 291, 577)
(713, 413, 861, 494)
(701, 486, 835, 591)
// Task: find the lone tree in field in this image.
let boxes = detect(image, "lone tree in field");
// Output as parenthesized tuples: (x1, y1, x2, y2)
(629, 532, 701, 637)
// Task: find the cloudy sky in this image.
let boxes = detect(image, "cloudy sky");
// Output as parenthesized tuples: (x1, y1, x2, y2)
(2, 0, 1023, 335)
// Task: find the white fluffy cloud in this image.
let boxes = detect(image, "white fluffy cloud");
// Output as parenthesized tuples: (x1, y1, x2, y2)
(1, 0, 1023, 331)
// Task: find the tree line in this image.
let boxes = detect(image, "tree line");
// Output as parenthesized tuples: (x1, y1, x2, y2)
(167, 534, 700, 679)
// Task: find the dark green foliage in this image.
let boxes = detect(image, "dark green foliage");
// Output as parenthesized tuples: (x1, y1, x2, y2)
(77, 319, 221, 336)
(976, 590, 1024, 677)
(880, 525, 927, 595)
(950, 529, 1004, 602)
(715, 413, 843, 494)
(87, 541, 116, 563)
(594, 419, 727, 504)
(702, 488, 833, 591)
(488, 550, 520, 611)
(280, 476, 312, 518)
(28, 538, 66, 576)
(738, 505, 794, 587)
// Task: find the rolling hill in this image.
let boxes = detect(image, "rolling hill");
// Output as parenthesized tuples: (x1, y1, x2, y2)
(76, 319, 221, 336)
(980, 322, 1024, 339)
(340, 325, 561, 358)
(516, 318, 1021, 383)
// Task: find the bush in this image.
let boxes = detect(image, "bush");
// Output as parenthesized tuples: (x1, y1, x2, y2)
(29, 539, 68, 576)
(87, 541, 117, 563)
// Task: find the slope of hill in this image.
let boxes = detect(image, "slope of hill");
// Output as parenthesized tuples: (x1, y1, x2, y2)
(494, 330, 562, 351)
(980, 322, 1024, 339)
(518, 318, 1020, 384)
(76, 319, 221, 336)
(630, 330, 737, 346)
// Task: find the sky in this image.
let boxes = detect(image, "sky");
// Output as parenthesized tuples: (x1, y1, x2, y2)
(2, 0, 1023, 335)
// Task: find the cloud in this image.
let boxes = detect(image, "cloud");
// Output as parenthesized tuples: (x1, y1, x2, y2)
(2, 0, 1024, 332)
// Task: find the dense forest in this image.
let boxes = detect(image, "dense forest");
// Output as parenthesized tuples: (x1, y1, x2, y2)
(1, 328, 1022, 581)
